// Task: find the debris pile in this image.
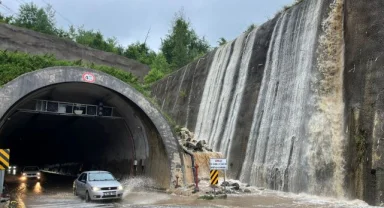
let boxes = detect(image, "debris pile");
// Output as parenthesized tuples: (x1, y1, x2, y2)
(177, 127, 213, 152)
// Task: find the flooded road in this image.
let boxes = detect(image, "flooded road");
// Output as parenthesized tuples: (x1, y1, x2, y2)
(4, 173, 377, 208)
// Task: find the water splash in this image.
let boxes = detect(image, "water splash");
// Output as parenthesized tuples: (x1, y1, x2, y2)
(120, 177, 156, 198)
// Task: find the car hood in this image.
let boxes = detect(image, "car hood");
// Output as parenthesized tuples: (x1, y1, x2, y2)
(23, 171, 39, 174)
(88, 180, 121, 188)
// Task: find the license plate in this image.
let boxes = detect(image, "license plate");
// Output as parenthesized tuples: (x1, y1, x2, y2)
(103, 191, 116, 196)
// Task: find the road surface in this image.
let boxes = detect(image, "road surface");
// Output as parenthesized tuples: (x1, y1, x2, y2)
(3, 172, 375, 208)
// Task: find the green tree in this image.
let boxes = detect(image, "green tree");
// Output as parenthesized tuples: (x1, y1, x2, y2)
(217, 37, 227, 46)
(144, 53, 170, 84)
(74, 26, 117, 52)
(160, 10, 210, 70)
(115, 45, 124, 55)
(54, 28, 71, 39)
(124, 42, 156, 65)
(12, 2, 56, 35)
(0, 13, 12, 24)
(68, 25, 77, 40)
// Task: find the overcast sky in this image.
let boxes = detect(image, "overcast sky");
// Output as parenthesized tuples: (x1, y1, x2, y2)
(2, 0, 294, 51)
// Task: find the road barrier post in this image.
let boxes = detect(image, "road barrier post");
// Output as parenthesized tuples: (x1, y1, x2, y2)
(0, 170, 3, 195)
(194, 164, 199, 192)
(0, 149, 10, 196)
(175, 175, 180, 188)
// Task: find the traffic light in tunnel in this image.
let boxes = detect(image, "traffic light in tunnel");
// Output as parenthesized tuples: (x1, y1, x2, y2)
(97, 102, 112, 117)
(98, 102, 103, 116)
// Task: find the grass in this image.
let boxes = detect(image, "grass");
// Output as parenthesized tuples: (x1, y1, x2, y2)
(355, 130, 367, 163)
(179, 90, 187, 98)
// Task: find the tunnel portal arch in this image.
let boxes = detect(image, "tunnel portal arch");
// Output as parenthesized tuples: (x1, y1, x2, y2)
(0, 66, 184, 188)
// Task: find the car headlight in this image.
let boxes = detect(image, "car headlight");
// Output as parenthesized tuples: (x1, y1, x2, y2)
(22, 173, 26, 176)
(92, 187, 100, 191)
(118, 185, 123, 190)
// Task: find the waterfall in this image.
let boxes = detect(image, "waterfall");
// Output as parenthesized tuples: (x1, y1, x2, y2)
(239, 0, 336, 194)
(194, 28, 258, 156)
(238, 0, 346, 197)
(185, 59, 201, 128)
(189, 0, 345, 198)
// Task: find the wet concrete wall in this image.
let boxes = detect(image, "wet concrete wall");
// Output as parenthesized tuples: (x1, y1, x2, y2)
(150, 0, 384, 205)
(151, 51, 216, 131)
(344, 0, 384, 205)
(0, 23, 149, 79)
(151, 17, 278, 180)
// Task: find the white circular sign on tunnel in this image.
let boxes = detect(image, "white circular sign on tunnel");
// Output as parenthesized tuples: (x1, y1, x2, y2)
(82, 72, 95, 83)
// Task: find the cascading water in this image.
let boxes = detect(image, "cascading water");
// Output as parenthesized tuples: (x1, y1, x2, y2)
(194, 28, 258, 157)
(239, 0, 323, 192)
(239, 0, 345, 197)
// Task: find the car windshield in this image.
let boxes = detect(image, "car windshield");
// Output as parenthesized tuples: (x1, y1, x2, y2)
(23, 167, 39, 171)
(88, 173, 115, 181)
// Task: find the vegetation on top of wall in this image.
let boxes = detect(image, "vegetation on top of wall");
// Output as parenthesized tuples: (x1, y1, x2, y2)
(0, 50, 149, 95)
(276, 0, 305, 15)
(244, 24, 257, 34)
(217, 38, 227, 46)
(0, 2, 211, 85)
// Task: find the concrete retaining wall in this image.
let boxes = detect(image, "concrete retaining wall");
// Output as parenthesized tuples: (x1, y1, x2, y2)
(0, 23, 150, 80)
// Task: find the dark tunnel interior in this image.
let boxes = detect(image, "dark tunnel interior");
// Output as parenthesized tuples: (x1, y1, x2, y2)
(0, 82, 171, 187)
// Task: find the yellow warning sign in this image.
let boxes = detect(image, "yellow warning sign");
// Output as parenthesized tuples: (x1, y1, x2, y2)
(0, 149, 10, 170)
(210, 170, 219, 185)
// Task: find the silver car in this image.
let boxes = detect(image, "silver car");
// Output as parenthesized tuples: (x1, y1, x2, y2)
(73, 171, 124, 202)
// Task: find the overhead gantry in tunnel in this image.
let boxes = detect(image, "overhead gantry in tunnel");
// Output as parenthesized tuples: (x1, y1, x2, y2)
(0, 66, 184, 189)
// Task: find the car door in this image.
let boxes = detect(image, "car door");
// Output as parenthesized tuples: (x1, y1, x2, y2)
(76, 173, 86, 196)
(82, 173, 88, 195)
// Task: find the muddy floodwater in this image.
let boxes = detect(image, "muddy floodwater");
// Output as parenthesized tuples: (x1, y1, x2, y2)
(4, 174, 377, 208)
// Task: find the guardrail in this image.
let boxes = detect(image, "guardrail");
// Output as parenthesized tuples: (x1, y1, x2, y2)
(41, 162, 81, 177)
(40, 170, 77, 177)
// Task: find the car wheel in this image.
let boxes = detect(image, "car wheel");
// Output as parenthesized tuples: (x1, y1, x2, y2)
(85, 191, 90, 202)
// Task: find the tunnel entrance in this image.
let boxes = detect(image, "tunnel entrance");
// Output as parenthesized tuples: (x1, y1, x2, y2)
(0, 67, 183, 189)
(0, 82, 139, 179)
